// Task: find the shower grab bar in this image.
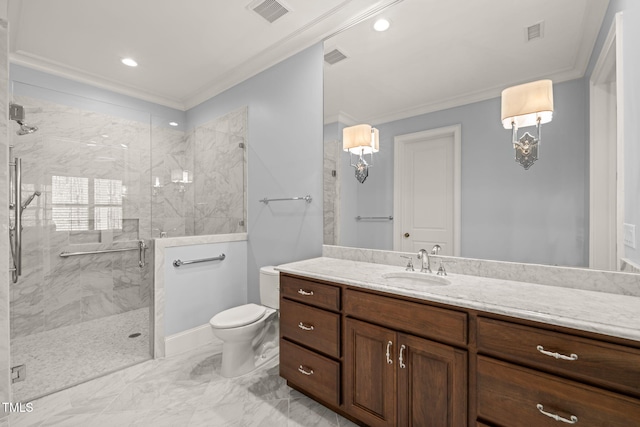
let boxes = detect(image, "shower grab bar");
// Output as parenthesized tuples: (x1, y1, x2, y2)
(59, 240, 148, 268)
(356, 215, 394, 221)
(173, 253, 226, 268)
(259, 195, 312, 204)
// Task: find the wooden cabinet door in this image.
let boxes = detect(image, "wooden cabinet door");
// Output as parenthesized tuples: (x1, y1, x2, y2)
(398, 333, 468, 427)
(345, 318, 397, 427)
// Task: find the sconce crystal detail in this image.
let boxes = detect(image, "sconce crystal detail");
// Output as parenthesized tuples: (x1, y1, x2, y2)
(501, 79, 554, 170)
(171, 169, 193, 192)
(343, 124, 379, 183)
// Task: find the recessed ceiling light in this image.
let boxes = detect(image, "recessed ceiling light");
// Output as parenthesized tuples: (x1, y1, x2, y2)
(121, 58, 138, 67)
(169, 122, 178, 127)
(373, 18, 390, 32)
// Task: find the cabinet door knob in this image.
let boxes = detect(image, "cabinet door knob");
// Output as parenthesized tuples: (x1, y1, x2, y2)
(399, 344, 406, 369)
(386, 341, 393, 364)
(298, 322, 314, 331)
(297, 289, 314, 296)
(403, 232, 410, 238)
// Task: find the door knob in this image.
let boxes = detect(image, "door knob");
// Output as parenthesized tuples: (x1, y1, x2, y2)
(404, 232, 410, 238)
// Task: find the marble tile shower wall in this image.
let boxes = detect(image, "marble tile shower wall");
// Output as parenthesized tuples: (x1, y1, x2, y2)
(151, 107, 247, 237)
(10, 95, 153, 339)
(323, 140, 339, 245)
(1, 18, 11, 422)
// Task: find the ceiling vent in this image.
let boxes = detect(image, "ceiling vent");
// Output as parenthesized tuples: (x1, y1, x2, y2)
(526, 21, 544, 42)
(250, 0, 290, 23)
(324, 49, 348, 65)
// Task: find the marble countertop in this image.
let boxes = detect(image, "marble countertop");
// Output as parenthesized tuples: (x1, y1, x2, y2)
(276, 257, 640, 343)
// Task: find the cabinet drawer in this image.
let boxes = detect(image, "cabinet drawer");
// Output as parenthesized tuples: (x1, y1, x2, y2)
(345, 289, 467, 346)
(477, 356, 640, 427)
(280, 299, 340, 358)
(280, 339, 340, 407)
(477, 317, 640, 396)
(281, 274, 341, 311)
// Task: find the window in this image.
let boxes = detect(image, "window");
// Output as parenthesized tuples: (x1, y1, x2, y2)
(52, 176, 89, 231)
(52, 176, 123, 231)
(94, 178, 123, 230)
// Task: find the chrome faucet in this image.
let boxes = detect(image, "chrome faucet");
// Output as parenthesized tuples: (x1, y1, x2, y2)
(417, 249, 431, 273)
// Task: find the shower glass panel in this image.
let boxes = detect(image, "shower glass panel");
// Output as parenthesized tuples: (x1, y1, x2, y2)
(9, 82, 153, 401)
(150, 107, 247, 238)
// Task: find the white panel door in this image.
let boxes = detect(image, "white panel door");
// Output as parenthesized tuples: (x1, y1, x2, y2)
(394, 125, 460, 255)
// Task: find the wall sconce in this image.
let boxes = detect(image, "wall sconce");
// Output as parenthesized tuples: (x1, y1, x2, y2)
(501, 79, 554, 170)
(343, 124, 379, 183)
(152, 176, 164, 196)
(171, 169, 193, 192)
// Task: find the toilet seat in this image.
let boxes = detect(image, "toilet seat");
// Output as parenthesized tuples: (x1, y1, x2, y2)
(210, 303, 266, 329)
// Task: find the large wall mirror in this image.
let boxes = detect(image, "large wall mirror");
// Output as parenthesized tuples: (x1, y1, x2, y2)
(322, 0, 635, 271)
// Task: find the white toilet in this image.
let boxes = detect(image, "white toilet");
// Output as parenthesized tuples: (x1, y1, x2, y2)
(209, 266, 280, 377)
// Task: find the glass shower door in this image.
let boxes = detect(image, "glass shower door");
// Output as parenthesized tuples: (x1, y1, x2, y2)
(9, 82, 153, 401)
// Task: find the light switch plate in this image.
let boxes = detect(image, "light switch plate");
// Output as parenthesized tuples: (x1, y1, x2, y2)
(624, 223, 636, 249)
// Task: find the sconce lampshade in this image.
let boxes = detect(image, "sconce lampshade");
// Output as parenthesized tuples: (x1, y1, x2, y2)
(501, 79, 553, 129)
(343, 124, 379, 154)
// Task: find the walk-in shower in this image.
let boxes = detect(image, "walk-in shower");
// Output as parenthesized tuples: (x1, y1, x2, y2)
(8, 89, 154, 401)
(8, 103, 39, 284)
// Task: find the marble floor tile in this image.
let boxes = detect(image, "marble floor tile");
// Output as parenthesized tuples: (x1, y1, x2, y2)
(11, 308, 151, 402)
(9, 341, 357, 427)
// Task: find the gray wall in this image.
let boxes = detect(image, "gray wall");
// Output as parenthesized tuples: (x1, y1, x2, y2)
(164, 241, 247, 335)
(586, 0, 640, 266)
(334, 78, 589, 267)
(623, 3, 640, 265)
(188, 44, 324, 304)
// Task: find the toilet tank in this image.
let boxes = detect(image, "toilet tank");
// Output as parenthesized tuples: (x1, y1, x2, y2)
(259, 266, 280, 309)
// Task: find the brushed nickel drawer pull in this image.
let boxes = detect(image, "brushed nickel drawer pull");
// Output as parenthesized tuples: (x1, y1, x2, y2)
(298, 322, 314, 331)
(536, 345, 578, 361)
(399, 344, 406, 369)
(536, 404, 578, 424)
(298, 365, 314, 376)
(297, 289, 314, 296)
(386, 341, 393, 364)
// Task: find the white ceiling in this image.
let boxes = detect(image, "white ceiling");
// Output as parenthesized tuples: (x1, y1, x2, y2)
(8, 0, 609, 122)
(8, 0, 399, 110)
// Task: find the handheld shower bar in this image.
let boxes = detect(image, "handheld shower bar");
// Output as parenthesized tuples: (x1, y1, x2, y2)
(9, 157, 22, 283)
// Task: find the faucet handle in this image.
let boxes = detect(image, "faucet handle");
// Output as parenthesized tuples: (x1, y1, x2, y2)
(436, 260, 455, 276)
(400, 256, 414, 271)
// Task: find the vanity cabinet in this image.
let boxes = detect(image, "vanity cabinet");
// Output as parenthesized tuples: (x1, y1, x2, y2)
(345, 318, 467, 427)
(344, 289, 468, 427)
(476, 316, 640, 426)
(279, 274, 342, 407)
(278, 271, 640, 427)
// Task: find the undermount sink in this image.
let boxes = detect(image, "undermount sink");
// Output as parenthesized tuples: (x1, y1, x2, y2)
(382, 271, 451, 287)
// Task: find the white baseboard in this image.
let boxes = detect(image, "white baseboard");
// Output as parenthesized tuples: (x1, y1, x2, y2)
(164, 323, 223, 358)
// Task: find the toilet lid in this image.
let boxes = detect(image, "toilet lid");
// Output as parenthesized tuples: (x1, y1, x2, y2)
(210, 303, 267, 329)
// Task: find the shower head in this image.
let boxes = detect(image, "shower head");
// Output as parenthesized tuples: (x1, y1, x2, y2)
(9, 104, 38, 135)
(21, 191, 41, 210)
(15, 120, 38, 136)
